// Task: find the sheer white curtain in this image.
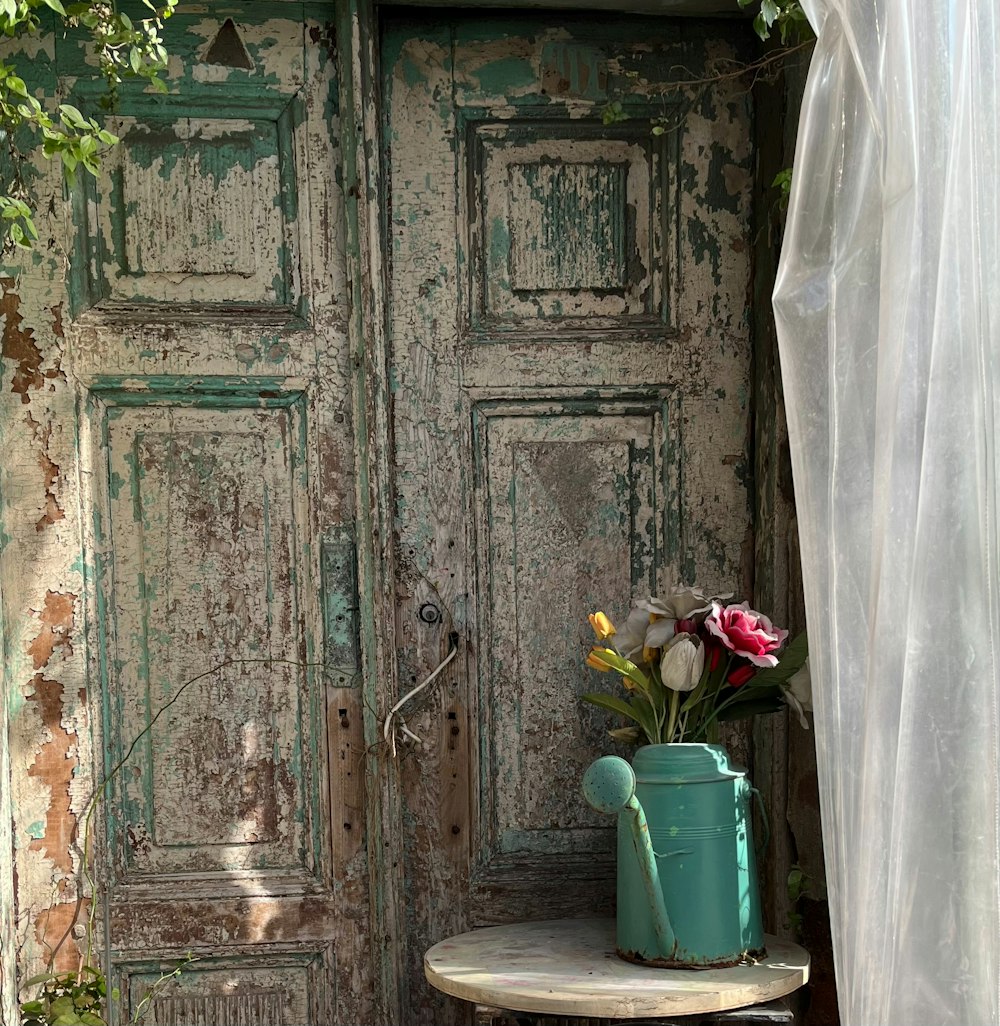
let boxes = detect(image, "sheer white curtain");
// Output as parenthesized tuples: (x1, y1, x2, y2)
(773, 1, 1000, 1023)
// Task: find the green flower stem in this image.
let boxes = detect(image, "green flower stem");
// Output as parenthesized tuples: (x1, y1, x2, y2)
(692, 678, 775, 742)
(665, 687, 681, 743)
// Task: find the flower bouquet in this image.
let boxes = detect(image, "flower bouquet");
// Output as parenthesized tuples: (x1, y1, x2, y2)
(584, 587, 809, 746)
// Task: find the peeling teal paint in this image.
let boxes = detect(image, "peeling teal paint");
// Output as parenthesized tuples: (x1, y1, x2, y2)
(489, 216, 510, 272)
(472, 57, 535, 95)
(400, 55, 428, 89)
(686, 214, 722, 285)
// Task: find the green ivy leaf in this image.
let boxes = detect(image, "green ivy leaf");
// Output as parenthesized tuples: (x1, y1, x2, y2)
(58, 102, 86, 128)
(23, 972, 60, 987)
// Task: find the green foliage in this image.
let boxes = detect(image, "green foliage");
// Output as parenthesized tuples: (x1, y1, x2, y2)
(601, 100, 627, 126)
(785, 862, 827, 934)
(772, 167, 793, 209)
(19, 965, 109, 1026)
(19, 957, 193, 1026)
(737, 0, 811, 44)
(0, 0, 177, 254)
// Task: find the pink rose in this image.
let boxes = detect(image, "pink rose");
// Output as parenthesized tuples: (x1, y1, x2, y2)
(705, 602, 788, 668)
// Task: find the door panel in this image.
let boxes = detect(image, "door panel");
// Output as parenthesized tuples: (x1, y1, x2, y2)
(103, 400, 314, 877)
(385, 14, 754, 1023)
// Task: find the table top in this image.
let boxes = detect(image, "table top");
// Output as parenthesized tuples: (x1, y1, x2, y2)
(424, 918, 810, 1019)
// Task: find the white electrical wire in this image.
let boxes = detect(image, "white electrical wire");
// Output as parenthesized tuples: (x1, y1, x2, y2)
(382, 645, 458, 757)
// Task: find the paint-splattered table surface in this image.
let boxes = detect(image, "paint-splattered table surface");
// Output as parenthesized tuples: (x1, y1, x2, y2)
(424, 918, 809, 1019)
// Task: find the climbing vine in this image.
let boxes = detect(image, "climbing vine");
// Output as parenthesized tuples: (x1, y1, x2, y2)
(738, 0, 810, 44)
(0, 0, 176, 254)
(604, 1, 811, 205)
(740, 0, 811, 204)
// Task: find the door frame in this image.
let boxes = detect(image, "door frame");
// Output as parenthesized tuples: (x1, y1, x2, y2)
(335, 2, 407, 1024)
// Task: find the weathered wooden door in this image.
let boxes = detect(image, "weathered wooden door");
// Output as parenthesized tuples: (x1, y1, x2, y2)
(383, 13, 754, 1022)
(1, 7, 373, 1025)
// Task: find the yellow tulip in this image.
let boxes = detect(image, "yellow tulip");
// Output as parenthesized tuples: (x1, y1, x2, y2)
(588, 611, 616, 640)
(643, 646, 659, 665)
(586, 647, 616, 671)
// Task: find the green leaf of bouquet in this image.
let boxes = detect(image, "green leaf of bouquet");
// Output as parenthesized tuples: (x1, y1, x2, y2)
(629, 693, 660, 745)
(680, 672, 712, 713)
(582, 692, 640, 722)
(590, 648, 651, 693)
(716, 695, 786, 721)
(751, 632, 808, 687)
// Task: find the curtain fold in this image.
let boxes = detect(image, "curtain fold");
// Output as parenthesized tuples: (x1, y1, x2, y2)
(773, 1, 1000, 1023)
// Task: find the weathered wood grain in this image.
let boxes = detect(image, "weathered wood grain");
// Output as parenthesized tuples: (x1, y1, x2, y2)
(385, 14, 755, 1024)
(1, 8, 375, 1024)
(334, 0, 408, 1022)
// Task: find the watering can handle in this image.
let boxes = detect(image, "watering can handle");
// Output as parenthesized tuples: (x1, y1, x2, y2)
(582, 756, 676, 958)
(748, 783, 770, 858)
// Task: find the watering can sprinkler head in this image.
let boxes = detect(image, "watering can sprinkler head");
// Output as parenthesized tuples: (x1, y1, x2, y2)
(582, 755, 636, 814)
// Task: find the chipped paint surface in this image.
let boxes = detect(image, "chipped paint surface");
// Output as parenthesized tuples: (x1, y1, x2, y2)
(384, 13, 754, 1022)
(1, 7, 373, 1025)
(1, 6, 765, 1025)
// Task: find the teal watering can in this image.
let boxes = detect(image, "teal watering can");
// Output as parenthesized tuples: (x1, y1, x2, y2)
(583, 743, 765, 968)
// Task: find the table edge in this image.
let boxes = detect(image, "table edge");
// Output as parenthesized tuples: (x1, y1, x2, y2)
(424, 929, 810, 1019)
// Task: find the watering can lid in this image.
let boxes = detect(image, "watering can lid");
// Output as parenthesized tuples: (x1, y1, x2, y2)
(632, 743, 747, 784)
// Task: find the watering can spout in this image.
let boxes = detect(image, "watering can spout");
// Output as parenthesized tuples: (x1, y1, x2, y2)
(582, 755, 675, 958)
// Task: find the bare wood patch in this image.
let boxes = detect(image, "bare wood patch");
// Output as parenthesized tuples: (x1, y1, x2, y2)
(32, 898, 88, 974)
(27, 591, 76, 671)
(25, 674, 80, 876)
(0, 280, 64, 402)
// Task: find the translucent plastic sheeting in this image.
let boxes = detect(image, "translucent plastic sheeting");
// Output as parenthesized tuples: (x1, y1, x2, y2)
(773, 2, 1000, 1023)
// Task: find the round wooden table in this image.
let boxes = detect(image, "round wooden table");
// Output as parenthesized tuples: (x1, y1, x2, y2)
(424, 918, 810, 1020)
